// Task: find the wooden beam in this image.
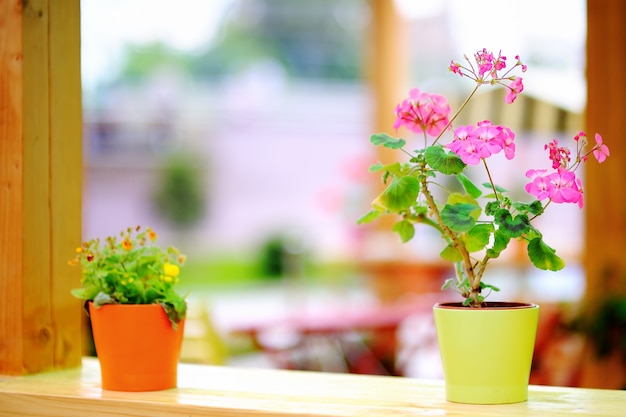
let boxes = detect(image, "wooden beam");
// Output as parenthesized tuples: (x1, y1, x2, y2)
(580, 0, 626, 388)
(364, 0, 408, 238)
(0, 0, 26, 375)
(368, 0, 407, 164)
(0, 0, 82, 375)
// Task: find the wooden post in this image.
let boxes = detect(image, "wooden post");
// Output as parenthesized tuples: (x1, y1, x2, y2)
(0, 0, 82, 375)
(580, 0, 626, 388)
(364, 0, 408, 241)
(367, 0, 407, 165)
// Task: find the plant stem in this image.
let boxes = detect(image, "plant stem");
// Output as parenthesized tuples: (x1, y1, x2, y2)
(482, 158, 499, 202)
(432, 84, 481, 146)
(418, 168, 476, 293)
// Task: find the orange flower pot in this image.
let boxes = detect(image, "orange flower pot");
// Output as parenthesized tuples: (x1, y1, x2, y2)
(88, 302, 185, 391)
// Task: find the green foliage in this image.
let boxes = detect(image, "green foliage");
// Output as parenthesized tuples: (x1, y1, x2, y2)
(441, 203, 479, 232)
(527, 238, 565, 271)
(370, 133, 406, 149)
(363, 131, 570, 307)
(392, 220, 415, 243)
(464, 224, 495, 252)
(153, 153, 206, 229)
(456, 173, 482, 198)
(356, 209, 381, 225)
(118, 42, 193, 84)
(69, 226, 187, 327)
(494, 209, 530, 238)
(425, 146, 466, 175)
(575, 297, 626, 361)
(372, 176, 420, 212)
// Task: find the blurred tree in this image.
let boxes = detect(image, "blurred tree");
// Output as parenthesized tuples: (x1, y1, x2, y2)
(117, 42, 193, 84)
(153, 153, 207, 229)
(193, 0, 367, 80)
(112, 0, 367, 83)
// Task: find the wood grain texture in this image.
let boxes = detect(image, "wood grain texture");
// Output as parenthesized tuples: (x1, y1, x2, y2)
(22, 0, 53, 375)
(0, 0, 26, 375)
(1, 358, 626, 417)
(0, 0, 82, 375)
(48, 0, 83, 371)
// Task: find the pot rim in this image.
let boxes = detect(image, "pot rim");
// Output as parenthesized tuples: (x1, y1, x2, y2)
(433, 301, 538, 310)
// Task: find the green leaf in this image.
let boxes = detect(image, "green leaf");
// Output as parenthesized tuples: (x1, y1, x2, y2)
(482, 182, 508, 193)
(447, 193, 481, 219)
(71, 285, 102, 301)
(441, 203, 478, 232)
(425, 146, 466, 175)
(370, 133, 406, 149)
(456, 173, 482, 199)
(440, 243, 463, 262)
(527, 238, 565, 271)
(368, 162, 384, 172)
(494, 209, 530, 238)
(372, 176, 420, 212)
(486, 229, 511, 258)
(357, 209, 381, 225)
(464, 224, 495, 252)
(441, 277, 456, 290)
(485, 201, 501, 216)
(370, 161, 404, 177)
(480, 281, 500, 292)
(392, 220, 415, 243)
(528, 200, 543, 215)
(93, 292, 115, 308)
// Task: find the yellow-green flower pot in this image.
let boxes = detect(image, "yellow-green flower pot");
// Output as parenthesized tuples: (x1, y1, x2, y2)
(433, 302, 539, 404)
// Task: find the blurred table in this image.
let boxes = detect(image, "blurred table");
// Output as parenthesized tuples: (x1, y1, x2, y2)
(230, 294, 442, 375)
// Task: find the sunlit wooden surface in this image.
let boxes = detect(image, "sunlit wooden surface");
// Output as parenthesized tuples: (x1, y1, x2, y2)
(0, 358, 625, 417)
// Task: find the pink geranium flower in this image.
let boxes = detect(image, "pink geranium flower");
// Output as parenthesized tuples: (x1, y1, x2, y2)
(448, 121, 515, 164)
(593, 133, 610, 163)
(505, 77, 524, 104)
(393, 88, 451, 137)
(525, 169, 554, 201)
(548, 169, 582, 205)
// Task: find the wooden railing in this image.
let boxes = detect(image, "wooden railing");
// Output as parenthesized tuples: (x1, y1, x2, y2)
(0, 358, 625, 417)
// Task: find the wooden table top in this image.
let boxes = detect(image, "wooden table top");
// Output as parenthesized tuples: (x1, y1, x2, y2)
(0, 357, 625, 416)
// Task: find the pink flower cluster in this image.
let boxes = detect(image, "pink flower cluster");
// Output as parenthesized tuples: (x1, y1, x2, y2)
(393, 88, 450, 137)
(524, 133, 610, 208)
(390, 48, 610, 210)
(447, 121, 516, 165)
(449, 48, 527, 104)
(525, 168, 584, 207)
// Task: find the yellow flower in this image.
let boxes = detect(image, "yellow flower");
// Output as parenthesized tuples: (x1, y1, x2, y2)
(147, 228, 157, 241)
(162, 275, 173, 283)
(163, 262, 179, 277)
(122, 237, 133, 251)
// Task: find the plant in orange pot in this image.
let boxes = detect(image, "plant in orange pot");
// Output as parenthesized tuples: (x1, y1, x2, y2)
(70, 225, 187, 391)
(359, 48, 610, 404)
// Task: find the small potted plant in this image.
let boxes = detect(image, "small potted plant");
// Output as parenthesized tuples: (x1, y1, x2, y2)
(70, 225, 188, 391)
(359, 48, 610, 404)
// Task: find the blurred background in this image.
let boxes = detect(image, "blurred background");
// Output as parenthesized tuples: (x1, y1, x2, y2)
(81, 0, 618, 387)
